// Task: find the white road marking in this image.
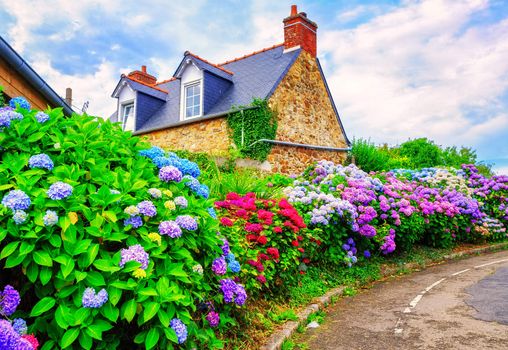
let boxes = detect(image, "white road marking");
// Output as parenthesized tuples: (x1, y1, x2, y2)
(451, 268, 470, 276)
(474, 258, 508, 269)
(395, 255, 508, 334)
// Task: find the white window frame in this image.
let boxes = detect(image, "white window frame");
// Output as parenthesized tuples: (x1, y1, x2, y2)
(121, 101, 135, 131)
(181, 79, 203, 120)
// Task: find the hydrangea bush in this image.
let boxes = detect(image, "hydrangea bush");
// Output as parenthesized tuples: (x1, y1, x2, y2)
(0, 99, 245, 349)
(215, 192, 312, 293)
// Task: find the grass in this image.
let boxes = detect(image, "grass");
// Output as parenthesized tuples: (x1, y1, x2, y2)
(225, 240, 508, 349)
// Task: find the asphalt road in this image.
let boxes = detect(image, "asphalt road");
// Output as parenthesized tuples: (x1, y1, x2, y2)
(297, 250, 508, 350)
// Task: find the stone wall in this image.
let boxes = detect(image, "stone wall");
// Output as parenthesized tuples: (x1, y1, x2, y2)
(143, 117, 231, 153)
(267, 145, 346, 174)
(268, 50, 348, 149)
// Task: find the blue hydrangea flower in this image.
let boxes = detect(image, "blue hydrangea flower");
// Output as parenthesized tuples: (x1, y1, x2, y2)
(9, 111, 23, 120)
(28, 153, 54, 171)
(221, 238, 230, 255)
(124, 215, 143, 228)
(0, 111, 11, 128)
(9, 97, 30, 110)
(11, 318, 27, 335)
(82, 287, 108, 308)
(137, 200, 157, 217)
(175, 215, 198, 231)
(177, 159, 200, 178)
(0, 285, 20, 316)
(207, 207, 217, 219)
(47, 182, 73, 200)
(196, 184, 209, 199)
(152, 156, 172, 168)
(170, 318, 188, 344)
(183, 176, 200, 192)
(35, 111, 49, 123)
(120, 244, 149, 270)
(139, 146, 165, 160)
(43, 210, 59, 227)
(2, 190, 31, 211)
(159, 166, 183, 182)
(12, 210, 28, 225)
(225, 252, 236, 263)
(229, 260, 241, 273)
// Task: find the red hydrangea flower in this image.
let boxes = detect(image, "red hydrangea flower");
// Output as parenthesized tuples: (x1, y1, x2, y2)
(267, 247, 280, 259)
(257, 275, 267, 284)
(273, 226, 282, 233)
(258, 253, 270, 261)
(246, 234, 258, 242)
(298, 248, 305, 253)
(291, 240, 299, 247)
(22, 335, 39, 349)
(297, 235, 303, 241)
(257, 236, 268, 245)
(303, 258, 310, 264)
(220, 217, 233, 227)
(226, 192, 241, 200)
(236, 209, 248, 218)
(278, 198, 292, 209)
(245, 222, 263, 233)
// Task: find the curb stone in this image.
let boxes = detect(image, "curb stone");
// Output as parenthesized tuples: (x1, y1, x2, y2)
(259, 241, 508, 350)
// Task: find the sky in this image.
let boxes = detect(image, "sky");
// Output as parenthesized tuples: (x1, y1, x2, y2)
(1, 0, 507, 173)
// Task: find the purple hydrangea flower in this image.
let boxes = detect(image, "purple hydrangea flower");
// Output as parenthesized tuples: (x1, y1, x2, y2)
(9, 97, 30, 110)
(175, 215, 198, 231)
(234, 284, 247, 306)
(0, 111, 10, 128)
(124, 216, 143, 228)
(159, 221, 182, 238)
(159, 166, 183, 182)
(120, 244, 149, 270)
(212, 257, 227, 275)
(0, 319, 21, 348)
(147, 188, 162, 198)
(2, 190, 31, 211)
(11, 319, 27, 335)
(364, 250, 371, 258)
(219, 279, 247, 306)
(221, 238, 230, 255)
(47, 181, 73, 200)
(0, 285, 20, 316)
(170, 318, 188, 344)
(35, 111, 49, 123)
(28, 153, 54, 171)
(137, 200, 157, 217)
(206, 311, 220, 327)
(43, 210, 58, 227)
(174, 196, 188, 208)
(82, 287, 108, 308)
(183, 176, 200, 192)
(12, 210, 28, 225)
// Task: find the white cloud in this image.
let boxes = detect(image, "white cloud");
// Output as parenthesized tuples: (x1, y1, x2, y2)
(320, 0, 508, 158)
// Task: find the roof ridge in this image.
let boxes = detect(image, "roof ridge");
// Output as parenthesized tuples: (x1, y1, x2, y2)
(218, 43, 284, 66)
(186, 52, 235, 75)
(124, 75, 168, 93)
(156, 77, 177, 85)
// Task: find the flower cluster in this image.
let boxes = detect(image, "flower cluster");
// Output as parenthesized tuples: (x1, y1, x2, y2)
(119, 244, 149, 270)
(9, 97, 30, 110)
(159, 220, 182, 238)
(175, 215, 198, 231)
(219, 279, 247, 306)
(170, 318, 188, 344)
(28, 154, 54, 171)
(82, 288, 108, 308)
(2, 190, 31, 211)
(47, 182, 73, 200)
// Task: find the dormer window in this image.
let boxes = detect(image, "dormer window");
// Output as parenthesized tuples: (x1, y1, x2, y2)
(122, 102, 135, 131)
(184, 81, 202, 118)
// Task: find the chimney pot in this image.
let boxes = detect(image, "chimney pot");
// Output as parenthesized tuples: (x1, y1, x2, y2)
(290, 5, 297, 16)
(142, 65, 147, 73)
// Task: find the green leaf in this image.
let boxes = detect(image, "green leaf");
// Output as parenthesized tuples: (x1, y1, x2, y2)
(84, 244, 99, 267)
(145, 328, 160, 350)
(78, 332, 93, 350)
(0, 241, 19, 260)
(167, 263, 187, 278)
(30, 297, 56, 317)
(61, 328, 80, 348)
(102, 211, 117, 223)
(85, 325, 103, 340)
(158, 309, 170, 327)
(41, 340, 56, 350)
(108, 287, 122, 306)
(139, 287, 158, 297)
(59, 216, 72, 233)
(101, 303, 119, 323)
(55, 305, 70, 329)
(121, 300, 137, 322)
(26, 262, 38, 283)
(18, 241, 34, 256)
(39, 267, 52, 286)
(72, 308, 90, 326)
(27, 131, 45, 143)
(85, 271, 105, 286)
(93, 259, 120, 272)
(61, 259, 75, 279)
(142, 302, 160, 323)
(33, 250, 53, 267)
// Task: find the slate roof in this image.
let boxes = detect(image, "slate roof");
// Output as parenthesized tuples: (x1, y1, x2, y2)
(132, 44, 301, 134)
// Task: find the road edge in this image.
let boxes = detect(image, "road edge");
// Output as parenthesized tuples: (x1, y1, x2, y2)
(260, 241, 508, 350)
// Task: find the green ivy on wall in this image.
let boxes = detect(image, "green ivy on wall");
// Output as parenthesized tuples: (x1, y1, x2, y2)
(226, 98, 278, 161)
(0, 86, 5, 106)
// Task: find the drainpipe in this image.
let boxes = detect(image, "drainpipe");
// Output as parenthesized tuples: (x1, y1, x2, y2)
(248, 139, 352, 152)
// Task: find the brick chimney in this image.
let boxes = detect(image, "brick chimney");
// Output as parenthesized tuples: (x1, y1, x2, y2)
(127, 65, 157, 85)
(283, 5, 318, 57)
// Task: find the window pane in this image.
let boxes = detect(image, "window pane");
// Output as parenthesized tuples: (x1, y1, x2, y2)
(184, 83, 201, 118)
(193, 95, 200, 105)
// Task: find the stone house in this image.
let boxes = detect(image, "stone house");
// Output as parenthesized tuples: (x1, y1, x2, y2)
(0, 35, 73, 115)
(110, 5, 350, 173)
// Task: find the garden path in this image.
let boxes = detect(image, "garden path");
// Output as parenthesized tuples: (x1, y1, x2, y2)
(296, 250, 508, 349)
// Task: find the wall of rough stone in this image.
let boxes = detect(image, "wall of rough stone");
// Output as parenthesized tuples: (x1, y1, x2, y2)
(268, 50, 348, 149)
(267, 145, 346, 174)
(142, 117, 231, 154)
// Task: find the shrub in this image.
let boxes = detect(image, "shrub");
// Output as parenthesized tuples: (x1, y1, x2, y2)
(0, 99, 245, 349)
(348, 138, 389, 172)
(215, 193, 312, 295)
